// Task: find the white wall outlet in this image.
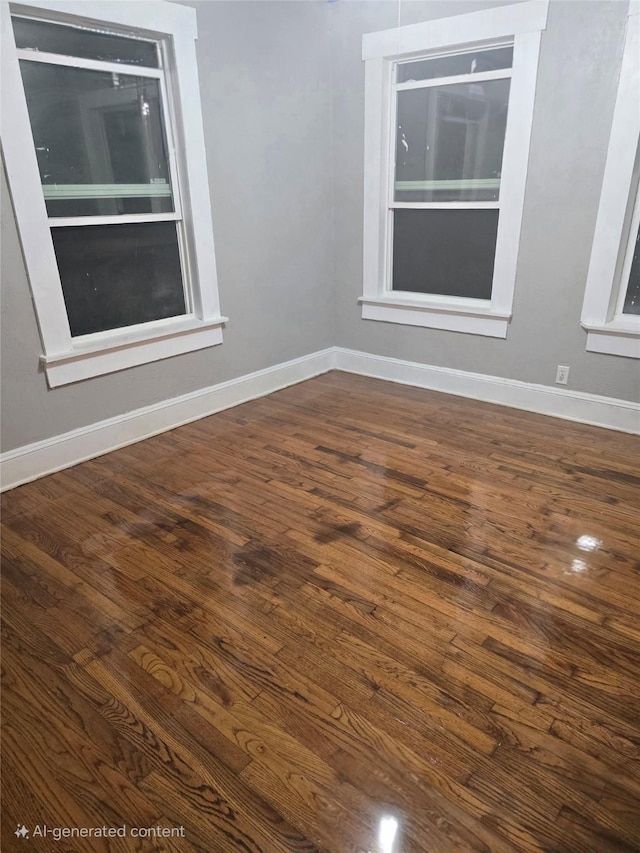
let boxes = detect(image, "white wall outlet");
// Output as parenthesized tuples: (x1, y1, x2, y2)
(556, 365, 570, 385)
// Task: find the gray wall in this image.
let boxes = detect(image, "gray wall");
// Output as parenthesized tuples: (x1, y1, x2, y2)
(331, 0, 640, 402)
(1, 0, 334, 452)
(2, 0, 638, 453)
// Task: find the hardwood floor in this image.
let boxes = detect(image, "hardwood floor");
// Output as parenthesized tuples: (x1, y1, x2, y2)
(2, 371, 639, 852)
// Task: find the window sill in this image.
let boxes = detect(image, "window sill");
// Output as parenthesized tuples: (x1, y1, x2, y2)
(582, 319, 640, 359)
(358, 295, 511, 337)
(40, 315, 228, 387)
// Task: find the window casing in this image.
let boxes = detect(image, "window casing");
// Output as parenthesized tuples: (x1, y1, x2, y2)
(1, 1, 227, 387)
(360, 1, 549, 337)
(581, 2, 640, 359)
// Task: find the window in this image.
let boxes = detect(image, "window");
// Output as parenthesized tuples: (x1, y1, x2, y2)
(1, 1, 226, 386)
(620, 200, 640, 317)
(360, 1, 549, 337)
(581, 3, 640, 359)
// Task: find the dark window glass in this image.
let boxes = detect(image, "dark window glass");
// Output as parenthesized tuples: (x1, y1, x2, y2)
(623, 225, 640, 315)
(395, 79, 510, 202)
(397, 47, 512, 84)
(19, 61, 173, 217)
(392, 209, 499, 299)
(52, 222, 186, 336)
(12, 16, 158, 67)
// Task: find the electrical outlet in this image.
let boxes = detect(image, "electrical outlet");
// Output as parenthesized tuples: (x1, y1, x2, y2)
(556, 365, 570, 385)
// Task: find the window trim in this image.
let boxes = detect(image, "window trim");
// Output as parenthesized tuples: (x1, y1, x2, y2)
(580, 1, 640, 359)
(1, 0, 227, 387)
(360, 1, 549, 337)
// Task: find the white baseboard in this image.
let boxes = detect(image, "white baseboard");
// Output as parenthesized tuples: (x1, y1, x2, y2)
(334, 348, 640, 434)
(2, 345, 637, 491)
(0, 348, 336, 492)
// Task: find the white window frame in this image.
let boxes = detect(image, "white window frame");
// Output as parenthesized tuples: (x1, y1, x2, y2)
(1, 0, 227, 387)
(581, 1, 640, 359)
(359, 1, 548, 338)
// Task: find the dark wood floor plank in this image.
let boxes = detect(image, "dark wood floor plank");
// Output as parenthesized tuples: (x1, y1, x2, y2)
(2, 372, 639, 852)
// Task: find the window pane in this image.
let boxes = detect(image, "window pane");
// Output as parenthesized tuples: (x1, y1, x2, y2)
(392, 209, 498, 299)
(623, 226, 640, 315)
(52, 222, 186, 337)
(395, 79, 510, 202)
(19, 61, 173, 217)
(397, 47, 512, 84)
(12, 16, 158, 67)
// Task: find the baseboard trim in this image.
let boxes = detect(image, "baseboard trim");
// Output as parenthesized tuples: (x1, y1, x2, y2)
(3, 345, 637, 491)
(0, 348, 336, 492)
(334, 347, 640, 435)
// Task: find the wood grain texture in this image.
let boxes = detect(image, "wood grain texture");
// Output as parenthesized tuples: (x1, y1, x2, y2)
(2, 372, 639, 852)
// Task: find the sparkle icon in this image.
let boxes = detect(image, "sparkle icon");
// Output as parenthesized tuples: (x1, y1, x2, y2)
(15, 825, 29, 839)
